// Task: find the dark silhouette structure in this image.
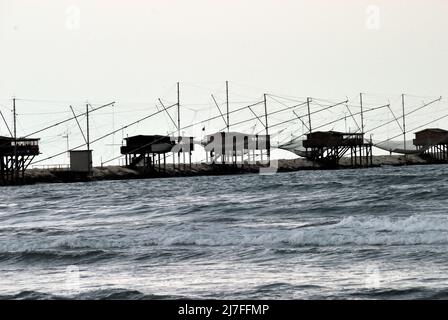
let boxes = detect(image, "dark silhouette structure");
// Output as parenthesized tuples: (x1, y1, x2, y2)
(302, 131, 373, 167)
(413, 128, 448, 161)
(0, 136, 40, 183)
(204, 132, 270, 165)
(121, 135, 194, 171)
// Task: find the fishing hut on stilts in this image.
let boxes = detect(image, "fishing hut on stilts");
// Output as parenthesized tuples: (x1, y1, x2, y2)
(120, 134, 194, 173)
(204, 89, 271, 167)
(0, 136, 40, 184)
(303, 131, 372, 167)
(0, 98, 40, 185)
(301, 94, 373, 168)
(204, 132, 270, 166)
(413, 128, 448, 162)
(120, 82, 194, 173)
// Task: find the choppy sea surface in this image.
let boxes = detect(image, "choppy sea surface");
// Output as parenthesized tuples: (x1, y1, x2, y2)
(1, 165, 448, 299)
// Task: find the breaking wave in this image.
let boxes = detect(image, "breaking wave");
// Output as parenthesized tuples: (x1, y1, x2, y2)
(148, 215, 448, 247)
(0, 289, 182, 300)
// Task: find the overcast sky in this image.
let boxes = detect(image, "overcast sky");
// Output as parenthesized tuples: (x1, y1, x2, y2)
(0, 0, 447, 165)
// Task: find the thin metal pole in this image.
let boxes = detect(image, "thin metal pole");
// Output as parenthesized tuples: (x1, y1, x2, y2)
(177, 82, 180, 138)
(158, 98, 177, 129)
(86, 103, 90, 151)
(402, 94, 407, 162)
(307, 97, 312, 133)
(13, 98, 16, 140)
(177, 82, 181, 168)
(211, 94, 227, 127)
(24, 101, 114, 139)
(360, 93, 364, 133)
(13, 97, 18, 181)
(264, 94, 270, 161)
(226, 81, 230, 132)
(86, 102, 92, 175)
(70, 105, 87, 144)
(0, 110, 12, 137)
(112, 103, 115, 160)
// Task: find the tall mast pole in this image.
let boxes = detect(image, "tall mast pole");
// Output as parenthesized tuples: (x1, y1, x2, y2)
(264, 94, 270, 162)
(86, 103, 90, 151)
(86, 102, 93, 174)
(13, 97, 16, 141)
(226, 81, 230, 132)
(307, 97, 312, 133)
(13, 97, 17, 180)
(360, 93, 364, 133)
(177, 82, 180, 139)
(177, 82, 181, 166)
(402, 94, 407, 162)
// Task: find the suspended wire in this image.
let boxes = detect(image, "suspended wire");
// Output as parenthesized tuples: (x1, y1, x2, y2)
(23, 102, 115, 138)
(221, 100, 308, 132)
(281, 104, 390, 146)
(31, 102, 179, 164)
(375, 111, 448, 146)
(365, 97, 442, 134)
(100, 101, 266, 165)
(262, 99, 349, 138)
(266, 94, 306, 104)
(19, 86, 445, 166)
(0, 110, 13, 137)
(18, 110, 72, 116)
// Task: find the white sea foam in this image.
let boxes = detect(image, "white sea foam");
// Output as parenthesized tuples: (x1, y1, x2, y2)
(2, 215, 448, 252)
(152, 215, 448, 247)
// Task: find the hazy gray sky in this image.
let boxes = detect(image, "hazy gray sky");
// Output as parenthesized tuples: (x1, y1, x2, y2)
(0, 0, 447, 164)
